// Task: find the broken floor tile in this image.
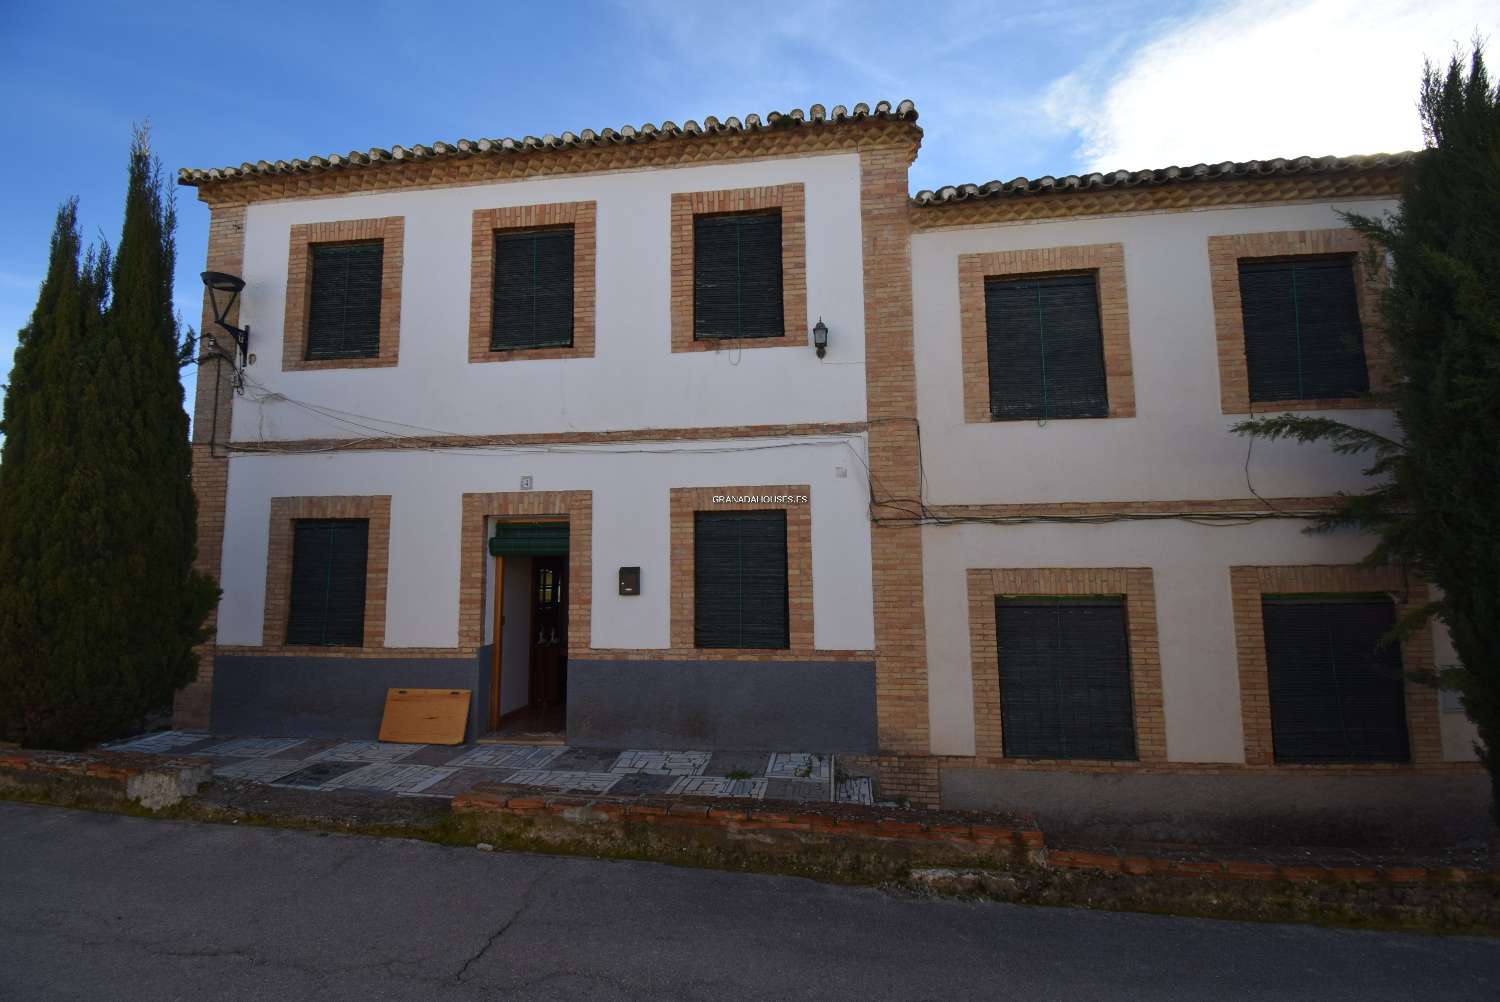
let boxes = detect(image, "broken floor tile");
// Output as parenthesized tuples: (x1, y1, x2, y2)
(305, 741, 421, 764)
(214, 758, 308, 784)
(505, 770, 622, 794)
(189, 737, 307, 759)
(609, 750, 711, 776)
(320, 763, 457, 795)
(105, 731, 210, 754)
(765, 753, 831, 783)
(668, 776, 768, 799)
(446, 745, 565, 770)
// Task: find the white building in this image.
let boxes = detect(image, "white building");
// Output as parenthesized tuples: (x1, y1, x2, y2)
(176, 102, 1481, 818)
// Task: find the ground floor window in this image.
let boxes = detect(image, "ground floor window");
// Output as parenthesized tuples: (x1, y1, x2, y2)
(996, 597, 1137, 760)
(693, 510, 789, 649)
(1262, 596, 1409, 763)
(286, 519, 369, 647)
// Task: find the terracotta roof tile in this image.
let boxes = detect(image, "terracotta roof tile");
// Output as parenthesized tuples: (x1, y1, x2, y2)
(910, 152, 1414, 206)
(179, 100, 919, 185)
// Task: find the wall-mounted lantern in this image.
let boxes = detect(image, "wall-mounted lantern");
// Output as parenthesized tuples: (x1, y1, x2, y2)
(812, 318, 829, 359)
(200, 271, 250, 365)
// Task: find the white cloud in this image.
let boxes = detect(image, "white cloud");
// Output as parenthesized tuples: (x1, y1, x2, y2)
(1045, 0, 1498, 172)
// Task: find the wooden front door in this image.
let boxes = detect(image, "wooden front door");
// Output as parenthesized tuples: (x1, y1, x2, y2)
(529, 556, 568, 708)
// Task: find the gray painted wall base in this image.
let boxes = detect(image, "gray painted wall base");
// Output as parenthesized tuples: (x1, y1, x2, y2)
(942, 766, 1493, 847)
(212, 652, 491, 742)
(568, 659, 877, 752)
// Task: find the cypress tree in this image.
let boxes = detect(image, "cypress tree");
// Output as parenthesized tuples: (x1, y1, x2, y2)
(1236, 46, 1500, 819)
(0, 129, 217, 748)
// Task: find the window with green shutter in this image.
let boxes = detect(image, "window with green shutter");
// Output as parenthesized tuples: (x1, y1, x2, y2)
(693, 510, 789, 649)
(1262, 596, 1409, 763)
(984, 273, 1109, 421)
(306, 241, 384, 360)
(996, 597, 1137, 760)
(491, 227, 575, 350)
(286, 519, 369, 647)
(1239, 255, 1369, 402)
(693, 211, 784, 340)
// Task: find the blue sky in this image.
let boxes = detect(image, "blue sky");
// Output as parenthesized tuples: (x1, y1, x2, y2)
(1, 0, 1493, 406)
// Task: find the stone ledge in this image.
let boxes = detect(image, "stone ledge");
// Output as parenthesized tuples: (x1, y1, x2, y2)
(0, 749, 211, 810)
(1046, 847, 1497, 886)
(453, 781, 1045, 857)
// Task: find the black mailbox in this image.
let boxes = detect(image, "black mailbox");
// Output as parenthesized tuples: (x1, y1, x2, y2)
(619, 566, 641, 596)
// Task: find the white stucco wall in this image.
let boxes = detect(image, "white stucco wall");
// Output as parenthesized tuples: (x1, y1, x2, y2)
(923, 518, 1479, 762)
(229, 153, 868, 442)
(910, 199, 1401, 504)
(914, 198, 1477, 764)
(217, 434, 875, 652)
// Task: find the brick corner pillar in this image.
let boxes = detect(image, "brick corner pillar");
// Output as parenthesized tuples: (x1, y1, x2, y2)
(173, 200, 246, 732)
(858, 143, 932, 760)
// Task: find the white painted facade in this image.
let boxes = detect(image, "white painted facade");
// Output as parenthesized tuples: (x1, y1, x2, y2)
(230, 153, 868, 441)
(214, 152, 878, 659)
(910, 198, 1480, 762)
(217, 440, 875, 651)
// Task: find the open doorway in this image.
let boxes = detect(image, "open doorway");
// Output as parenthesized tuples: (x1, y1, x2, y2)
(486, 521, 569, 742)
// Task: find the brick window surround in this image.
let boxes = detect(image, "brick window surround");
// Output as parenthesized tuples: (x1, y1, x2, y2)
(669, 486, 814, 655)
(458, 491, 593, 657)
(282, 217, 404, 371)
(670, 184, 807, 353)
(1209, 229, 1390, 414)
(263, 496, 391, 651)
(1231, 564, 1442, 766)
(468, 201, 597, 363)
(967, 568, 1167, 762)
(958, 243, 1136, 424)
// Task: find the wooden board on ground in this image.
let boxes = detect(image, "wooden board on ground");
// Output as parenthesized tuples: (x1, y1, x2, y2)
(378, 688, 471, 745)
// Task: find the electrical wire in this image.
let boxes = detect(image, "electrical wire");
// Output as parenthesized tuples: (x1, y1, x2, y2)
(220, 372, 1329, 528)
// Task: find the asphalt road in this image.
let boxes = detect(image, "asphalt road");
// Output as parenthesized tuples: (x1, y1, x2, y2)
(1, 802, 1496, 1001)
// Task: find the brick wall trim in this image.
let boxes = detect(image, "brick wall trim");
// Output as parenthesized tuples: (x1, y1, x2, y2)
(458, 492, 593, 657)
(262, 495, 392, 652)
(468, 201, 597, 363)
(967, 567, 1167, 762)
(1208, 229, 1390, 414)
(1230, 564, 1442, 766)
(282, 216, 404, 372)
(175, 203, 247, 728)
(958, 243, 1135, 423)
(669, 184, 807, 353)
(668, 486, 814, 655)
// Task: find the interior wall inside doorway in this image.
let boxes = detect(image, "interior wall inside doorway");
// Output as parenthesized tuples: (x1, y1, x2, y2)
(500, 555, 532, 716)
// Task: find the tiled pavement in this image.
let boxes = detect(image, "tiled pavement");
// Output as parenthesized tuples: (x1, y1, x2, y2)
(103, 731, 876, 804)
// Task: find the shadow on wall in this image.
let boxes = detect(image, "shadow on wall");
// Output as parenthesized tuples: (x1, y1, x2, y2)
(941, 767, 1494, 849)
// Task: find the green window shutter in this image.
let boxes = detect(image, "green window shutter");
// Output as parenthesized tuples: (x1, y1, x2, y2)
(693, 211, 784, 340)
(306, 241, 384, 360)
(491, 228, 575, 350)
(1262, 597, 1409, 763)
(995, 598, 1136, 760)
(1239, 255, 1369, 402)
(693, 510, 789, 649)
(286, 519, 369, 646)
(983, 273, 1109, 421)
(488, 524, 570, 556)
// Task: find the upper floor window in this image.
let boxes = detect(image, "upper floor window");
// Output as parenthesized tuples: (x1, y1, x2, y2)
(306, 241, 385, 360)
(490, 227, 575, 351)
(984, 273, 1108, 421)
(286, 518, 369, 646)
(694, 211, 785, 341)
(693, 509, 789, 649)
(1239, 255, 1369, 403)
